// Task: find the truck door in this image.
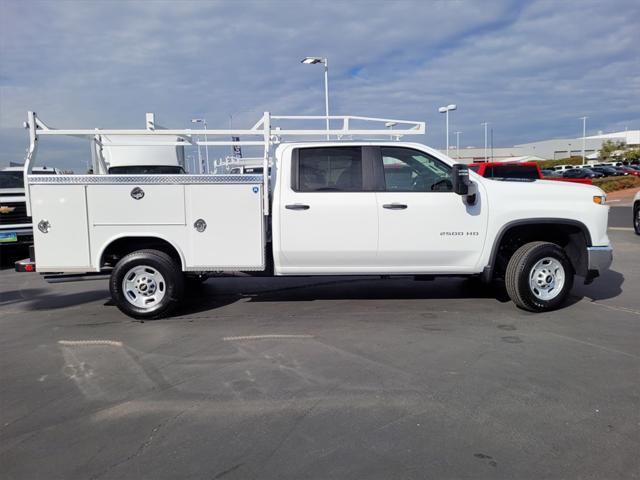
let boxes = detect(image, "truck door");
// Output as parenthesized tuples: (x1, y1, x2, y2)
(277, 146, 378, 273)
(374, 146, 487, 272)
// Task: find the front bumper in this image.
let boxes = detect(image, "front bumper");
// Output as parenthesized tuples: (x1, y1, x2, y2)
(584, 246, 613, 284)
(587, 246, 613, 272)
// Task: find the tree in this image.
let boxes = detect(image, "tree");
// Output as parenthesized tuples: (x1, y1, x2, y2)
(599, 140, 626, 160)
(624, 149, 640, 162)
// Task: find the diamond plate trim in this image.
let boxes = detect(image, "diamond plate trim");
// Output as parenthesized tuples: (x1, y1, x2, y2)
(28, 174, 263, 185)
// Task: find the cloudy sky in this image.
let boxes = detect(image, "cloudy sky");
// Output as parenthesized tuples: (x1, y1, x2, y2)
(1, 0, 639, 170)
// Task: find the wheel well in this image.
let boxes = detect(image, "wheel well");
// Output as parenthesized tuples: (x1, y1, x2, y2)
(100, 237, 183, 270)
(491, 222, 589, 279)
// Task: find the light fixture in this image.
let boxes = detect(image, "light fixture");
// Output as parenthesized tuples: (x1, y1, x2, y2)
(301, 56, 330, 138)
(439, 105, 457, 153)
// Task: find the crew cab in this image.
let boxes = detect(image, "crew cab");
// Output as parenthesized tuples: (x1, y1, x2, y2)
(17, 112, 613, 318)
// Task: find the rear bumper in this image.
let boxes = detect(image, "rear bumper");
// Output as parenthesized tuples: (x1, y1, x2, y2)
(15, 245, 36, 272)
(15, 258, 36, 272)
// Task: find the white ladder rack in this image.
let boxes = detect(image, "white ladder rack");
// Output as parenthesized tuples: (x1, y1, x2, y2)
(23, 111, 426, 216)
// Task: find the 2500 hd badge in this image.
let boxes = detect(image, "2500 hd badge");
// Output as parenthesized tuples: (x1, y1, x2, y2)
(440, 231, 480, 236)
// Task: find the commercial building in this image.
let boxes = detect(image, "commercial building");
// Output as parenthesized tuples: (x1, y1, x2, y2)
(441, 130, 639, 163)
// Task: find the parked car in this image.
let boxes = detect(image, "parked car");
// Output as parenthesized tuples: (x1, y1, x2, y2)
(619, 166, 640, 177)
(590, 166, 621, 177)
(0, 166, 60, 246)
(563, 168, 603, 179)
(552, 164, 577, 172)
(634, 191, 640, 235)
(611, 167, 630, 176)
(541, 169, 560, 177)
(469, 161, 592, 184)
(468, 162, 540, 181)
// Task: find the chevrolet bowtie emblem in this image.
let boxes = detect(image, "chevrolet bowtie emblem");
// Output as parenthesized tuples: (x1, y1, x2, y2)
(0, 206, 16, 214)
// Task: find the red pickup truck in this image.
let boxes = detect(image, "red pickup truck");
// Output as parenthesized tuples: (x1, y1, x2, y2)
(468, 162, 592, 185)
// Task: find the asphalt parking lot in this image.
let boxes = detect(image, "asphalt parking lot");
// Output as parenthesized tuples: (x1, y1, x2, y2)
(1, 208, 638, 480)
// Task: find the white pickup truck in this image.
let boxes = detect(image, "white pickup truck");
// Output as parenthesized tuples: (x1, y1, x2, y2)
(17, 112, 613, 318)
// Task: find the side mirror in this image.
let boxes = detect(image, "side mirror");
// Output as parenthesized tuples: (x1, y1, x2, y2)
(452, 164, 470, 195)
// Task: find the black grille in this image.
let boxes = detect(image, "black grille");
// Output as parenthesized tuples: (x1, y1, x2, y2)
(0, 202, 31, 226)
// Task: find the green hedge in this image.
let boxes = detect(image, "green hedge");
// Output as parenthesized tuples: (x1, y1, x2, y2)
(592, 176, 640, 193)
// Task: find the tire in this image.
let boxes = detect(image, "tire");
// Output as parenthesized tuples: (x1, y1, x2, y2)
(110, 249, 184, 319)
(634, 203, 640, 235)
(505, 241, 574, 312)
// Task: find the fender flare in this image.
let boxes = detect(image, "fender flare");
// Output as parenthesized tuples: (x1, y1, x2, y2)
(481, 218, 592, 282)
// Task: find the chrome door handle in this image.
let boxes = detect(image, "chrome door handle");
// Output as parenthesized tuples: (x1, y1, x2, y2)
(285, 204, 310, 210)
(383, 203, 407, 210)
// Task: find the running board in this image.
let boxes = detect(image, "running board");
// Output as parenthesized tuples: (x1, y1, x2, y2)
(42, 272, 111, 283)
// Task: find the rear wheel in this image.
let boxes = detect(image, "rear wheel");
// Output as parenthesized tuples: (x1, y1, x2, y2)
(634, 202, 640, 235)
(505, 241, 574, 312)
(110, 249, 184, 319)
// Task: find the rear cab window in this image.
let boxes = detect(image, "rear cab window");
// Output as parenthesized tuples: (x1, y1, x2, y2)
(293, 147, 363, 192)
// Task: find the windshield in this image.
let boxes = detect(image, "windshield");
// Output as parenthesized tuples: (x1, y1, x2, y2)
(0, 171, 24, 188)
(108, 166, 185, 174)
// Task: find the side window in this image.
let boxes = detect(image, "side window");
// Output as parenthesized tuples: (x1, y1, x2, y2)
(295, 147, 363, 192)
(380, 147, 452, 192)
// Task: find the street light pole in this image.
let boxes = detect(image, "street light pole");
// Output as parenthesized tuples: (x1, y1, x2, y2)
(481, 122, 489, 162)
(191, 118, 208, 173)
(203, 119, 210, 173)
(302, 56, 330, 139)
(439, 104, 457, 154)
(455, 131, 462, 159)
(323, 58, 329, 139)
(580, 116, 588, 165)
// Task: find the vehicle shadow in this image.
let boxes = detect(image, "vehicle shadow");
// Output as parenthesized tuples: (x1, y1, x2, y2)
(572, 269, 624, 301)
(174, 276, 511, 318)
(175, 268, 625, 318)
(4, 271, 623, 318)
(0, 288, 110, 311)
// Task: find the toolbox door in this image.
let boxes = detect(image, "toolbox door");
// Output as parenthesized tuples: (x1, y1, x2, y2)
(30, 185, 91, 271)
(185, 184, 264, 270)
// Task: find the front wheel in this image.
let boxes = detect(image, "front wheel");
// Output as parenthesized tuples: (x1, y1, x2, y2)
(505, 241, 574, 312)
(634, 203, 640, 235)
(110, 249, 184, 319)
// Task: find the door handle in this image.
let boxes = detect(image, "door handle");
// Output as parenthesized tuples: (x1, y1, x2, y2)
(383, 203, 408, 210)
(285, 204, 310, 210)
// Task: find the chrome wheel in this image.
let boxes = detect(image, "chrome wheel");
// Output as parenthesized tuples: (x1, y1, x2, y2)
(529, 257, 565, 301)
(635, 207, 640, 232)
(122, 265, 166, 309)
